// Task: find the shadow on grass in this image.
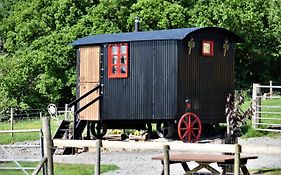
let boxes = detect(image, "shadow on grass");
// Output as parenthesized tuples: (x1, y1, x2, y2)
(252, 168, 281, 175)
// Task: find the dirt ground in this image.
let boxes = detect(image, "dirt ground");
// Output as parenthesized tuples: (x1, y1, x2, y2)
(1, 136, 281, 175)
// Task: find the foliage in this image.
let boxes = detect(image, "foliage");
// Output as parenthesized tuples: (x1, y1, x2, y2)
(240, 99, 281, 138)
(0, 0, 281, 110)
(128, 0, 186, 30)
(225, 93, 254, 137)
(188, 0, 281, 88)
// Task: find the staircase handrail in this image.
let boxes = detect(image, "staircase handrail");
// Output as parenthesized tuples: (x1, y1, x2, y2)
(74, 95, 101, 115)
(68, 84, 101, 107)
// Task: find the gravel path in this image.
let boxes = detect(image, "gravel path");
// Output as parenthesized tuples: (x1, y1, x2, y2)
(1, 136, 281, 175)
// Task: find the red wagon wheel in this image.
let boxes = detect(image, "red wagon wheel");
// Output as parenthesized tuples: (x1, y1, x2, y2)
(178, 112, 202, 143)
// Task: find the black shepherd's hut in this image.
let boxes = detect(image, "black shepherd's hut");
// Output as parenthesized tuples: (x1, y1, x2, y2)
(71, 27, 243, 138)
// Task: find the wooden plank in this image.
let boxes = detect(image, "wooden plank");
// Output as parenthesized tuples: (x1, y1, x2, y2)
(53, 140, 236, 153)
(79, 83, 99, 121)
(0, 129, 41, 133)
(79, 46, 100, 83)
(53, 139, 281, 155)
(79, 45, 100, 121)
(151, 154, 257, 163)
(242, 145, 281, 154)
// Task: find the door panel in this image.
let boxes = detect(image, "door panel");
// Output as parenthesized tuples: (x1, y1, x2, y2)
(80, 46, 100, 83)
(79, 46, 100, 121)
(79, 83, 100, 120)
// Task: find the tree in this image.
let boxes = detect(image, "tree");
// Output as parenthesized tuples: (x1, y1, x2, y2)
(0, 0, 280, 110)
(187, 0, 281, 88)
(0, 0, 92, 109)
(128, 0, 186, 31)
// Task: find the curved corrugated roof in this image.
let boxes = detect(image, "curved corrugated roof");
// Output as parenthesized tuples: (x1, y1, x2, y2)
(72, 27, 243, 46)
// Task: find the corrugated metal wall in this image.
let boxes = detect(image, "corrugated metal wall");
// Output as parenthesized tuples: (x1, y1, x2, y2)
(101, 40, 178, 120)
(178, 30, 235, 124)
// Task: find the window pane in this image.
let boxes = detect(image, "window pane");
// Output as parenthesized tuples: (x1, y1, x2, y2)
(112, 56, 118, 64)
(121, 66, 126, 74)
(121, 56, 126, 64)
(112, 46, 118, 54)
(112, 66, 117, 74)
(203, 42, 211, 54)
(121, 45, 127, 54)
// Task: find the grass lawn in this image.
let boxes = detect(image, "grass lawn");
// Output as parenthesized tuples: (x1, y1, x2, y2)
(258, 98, 281, 124)
(0, 162, 119, 175)
(0, 118, 61, 144)
(240, 98, 281, 138)
(251, 168, 281, 175)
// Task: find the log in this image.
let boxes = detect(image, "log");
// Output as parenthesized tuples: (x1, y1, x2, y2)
(104, 134, 128, 141)
(129, 133, 150, 141)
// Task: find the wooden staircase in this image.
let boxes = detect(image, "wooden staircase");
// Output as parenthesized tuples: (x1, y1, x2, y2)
(53, 120, 87, 155)
(53, 84, 101, 155)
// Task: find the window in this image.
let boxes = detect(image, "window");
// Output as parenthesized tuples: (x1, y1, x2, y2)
(108, 43, 128, 78)
(201, 40, 214, 56)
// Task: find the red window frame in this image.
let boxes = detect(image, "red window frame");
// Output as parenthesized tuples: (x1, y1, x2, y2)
(201, 40, 214, 56)
(108, 43, 128, 79)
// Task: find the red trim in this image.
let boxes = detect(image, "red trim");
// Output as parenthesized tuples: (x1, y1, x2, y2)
(201, 40, 214, 56)
(108, 43, 128, 79)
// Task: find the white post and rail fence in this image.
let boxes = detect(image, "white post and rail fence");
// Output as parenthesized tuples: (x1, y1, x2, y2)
(252, 81, 281, 132)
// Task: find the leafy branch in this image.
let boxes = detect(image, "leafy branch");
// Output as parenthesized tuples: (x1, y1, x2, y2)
(225, 93, 254, 137)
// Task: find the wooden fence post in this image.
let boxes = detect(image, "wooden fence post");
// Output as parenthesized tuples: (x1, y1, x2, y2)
(163, 145, 170, 175)
(42, 117, 54, 175)
(270, 80, 273, 98)
(234, 144, 241, 175)
(252, 83, 261, 128)
(64, 104, 68, 120)
(95, 139, 102, 175)
(10, 108, 14, 137)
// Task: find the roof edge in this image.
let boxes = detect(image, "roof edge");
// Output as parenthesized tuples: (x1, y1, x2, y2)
(185, 27, 244, 43)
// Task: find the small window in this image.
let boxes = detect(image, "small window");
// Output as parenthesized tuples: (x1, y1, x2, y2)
(108, 43, 128, 78)
(202, 40, 214, 56)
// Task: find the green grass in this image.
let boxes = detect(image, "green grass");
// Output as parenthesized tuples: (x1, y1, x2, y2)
(251, 168, 281, 175)
(258, 98, 281, 124)
(0, 162, 119, 175)
(0, 118, 60, 144)
(240, 98, 281, 138)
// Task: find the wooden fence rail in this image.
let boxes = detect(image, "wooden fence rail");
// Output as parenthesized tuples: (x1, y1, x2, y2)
(52, 139, 281, 155)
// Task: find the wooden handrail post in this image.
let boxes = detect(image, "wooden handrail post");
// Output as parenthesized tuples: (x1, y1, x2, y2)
(95, 139, 102, 175)
(42, 117, 54, 175)
(234, 144, 241, 175)
(163, 145, 170, 175)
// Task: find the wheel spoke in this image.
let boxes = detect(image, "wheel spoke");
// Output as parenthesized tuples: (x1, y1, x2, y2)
(191, 119, 197, 127)
(183, 120, 189, 128)
(182, 130, 188, 139)
(191, 131, 196, 138)
(188, 115, 191, 129)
